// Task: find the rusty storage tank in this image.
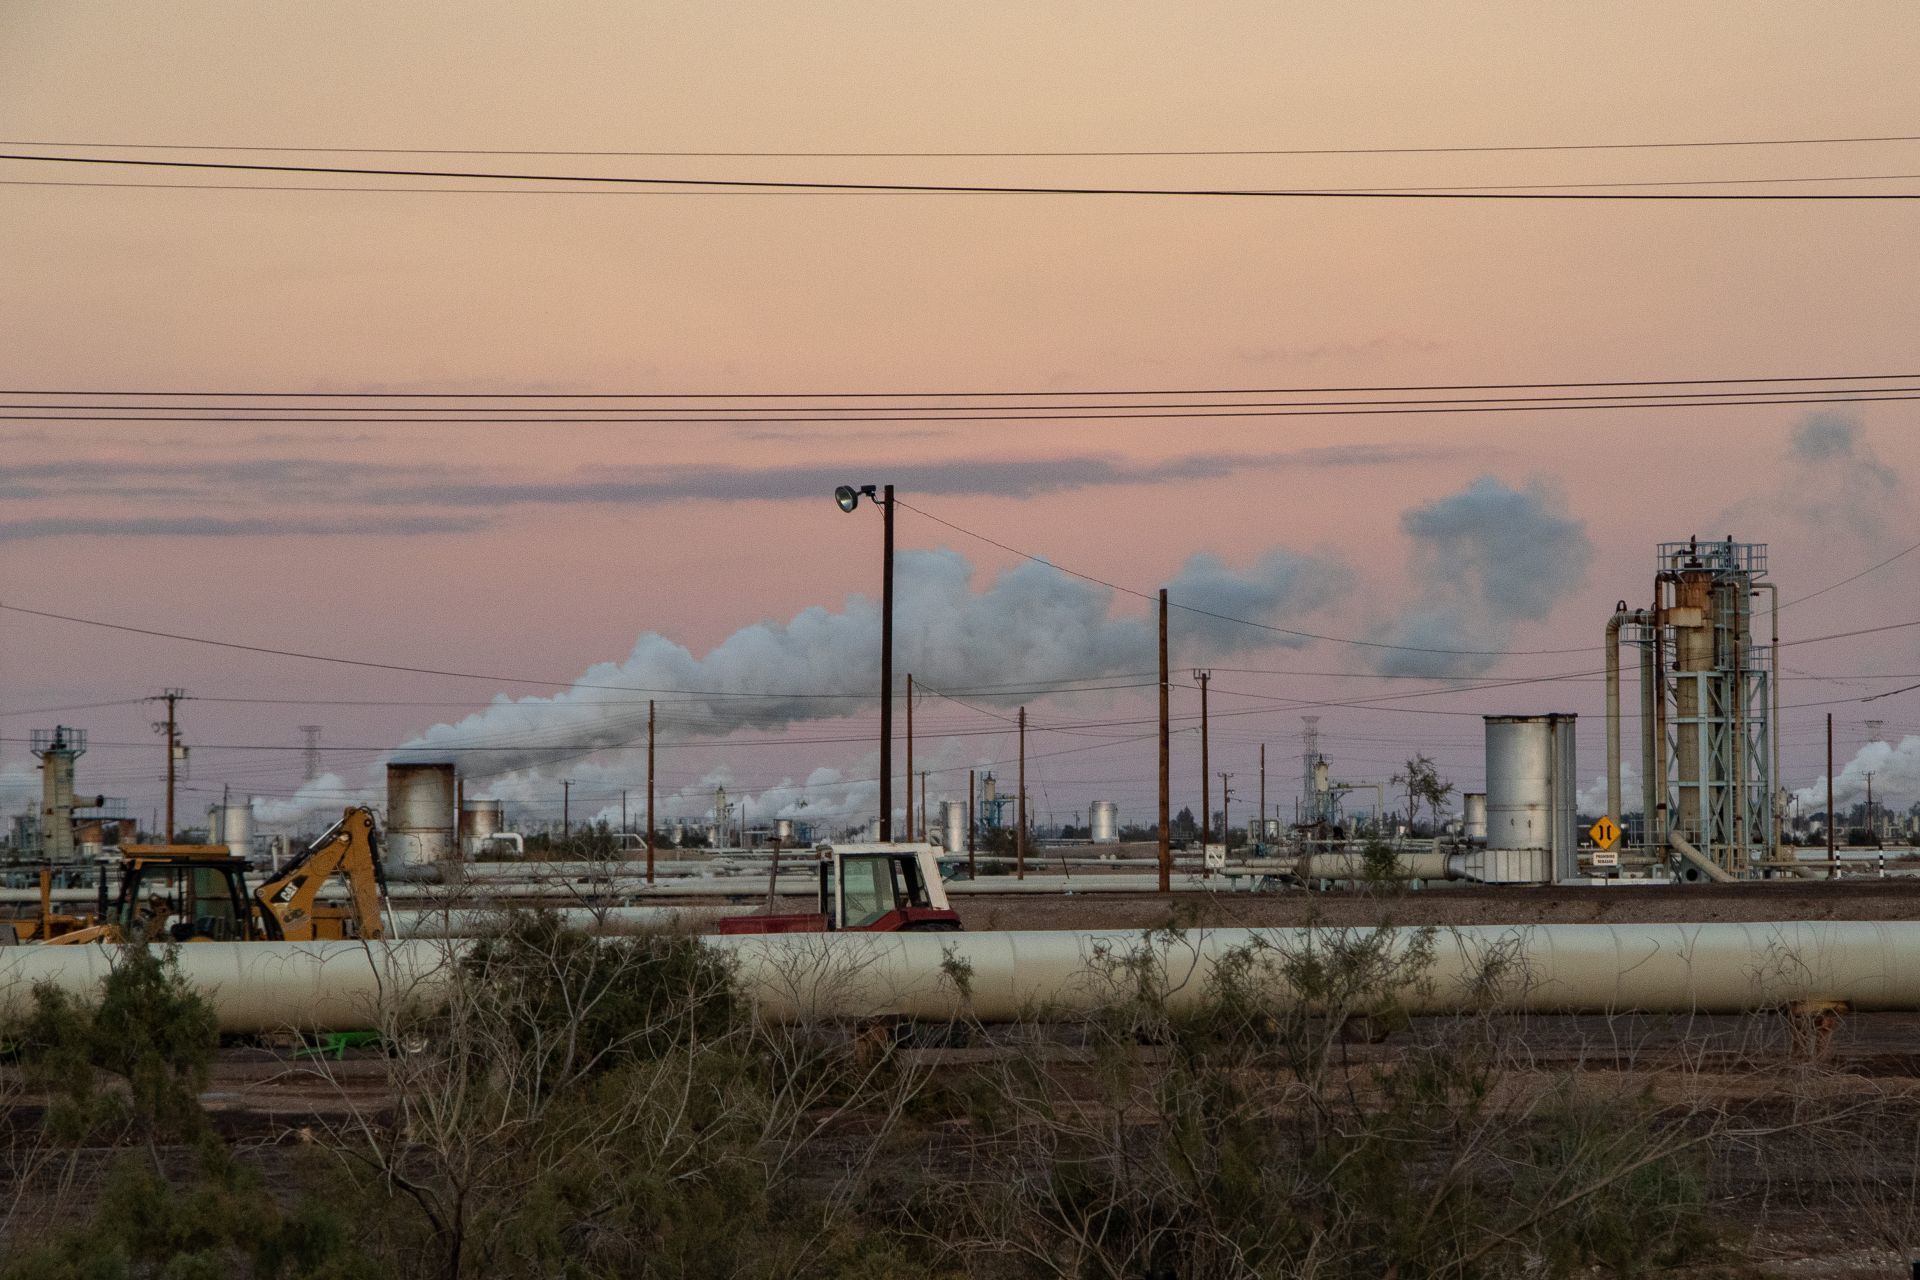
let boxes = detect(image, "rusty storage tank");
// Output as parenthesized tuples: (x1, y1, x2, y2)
(1089, 800, 1120, 845)
(1464, 715, 1577, 883)
(386, 763, 457, 868)
(939, 800, 967, 852)
(459, 799, 505, 857)
(1462, 792, 1488, 845)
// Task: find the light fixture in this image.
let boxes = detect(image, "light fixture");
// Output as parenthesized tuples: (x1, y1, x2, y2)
(834, 483, 877, 513)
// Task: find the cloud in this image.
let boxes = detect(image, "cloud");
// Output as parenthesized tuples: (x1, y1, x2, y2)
(1369, 475, 1593, 677)
(367, 448, 1444, 509)
(388, 543, 1346, 783)
(1720, 412, 1901, 541)
(1795, 735, 1920, 815)
(0, 514, 494, 542)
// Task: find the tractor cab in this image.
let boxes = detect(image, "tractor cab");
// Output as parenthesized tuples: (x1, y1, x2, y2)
(102, 846, 280, 943)
(719, 843, 962, 934)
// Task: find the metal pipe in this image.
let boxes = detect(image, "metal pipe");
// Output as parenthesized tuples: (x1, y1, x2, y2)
(1668, 830, 1735, 884)
(1607, 605, 1626, 825)
(15, 923, 1920, 1031)
(1754, 582, 1780, 858)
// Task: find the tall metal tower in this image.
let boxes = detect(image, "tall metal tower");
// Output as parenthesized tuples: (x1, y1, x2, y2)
(298, 725, 323, 783)
(1647, 538, 1774, 876)
(30, 726, 96, 863)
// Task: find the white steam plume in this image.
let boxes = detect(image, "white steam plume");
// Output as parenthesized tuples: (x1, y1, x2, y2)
(392, 546, 1345, 783)
(1795, 735, 1920, 816)
(1369, 475, 1592, 678)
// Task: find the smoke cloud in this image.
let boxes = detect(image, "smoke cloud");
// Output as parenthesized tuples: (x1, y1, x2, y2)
(384, 544, 1344, 787)
(1794, 735, 1920, 816)
(1369, 476, 1593, 677)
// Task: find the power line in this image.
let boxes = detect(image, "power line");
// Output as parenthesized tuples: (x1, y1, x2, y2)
(895, 499, 1596, 657)
(12, 392, 1920, 424)
(9, 171, 1920, 198)
(7, 132, 1920, 158)
(1780, 538, 1920, 610)
(14, 382, 1920, 413)
(5, 152, 1920, 200)
(6, 370, 1913, 399)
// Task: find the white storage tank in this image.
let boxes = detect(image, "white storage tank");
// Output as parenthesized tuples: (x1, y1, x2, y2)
(939, 800, 968, 852)
(1463, 792, 1488, 845)
(1089, 800, 1120, 845)
(1460, 716, 1577, 884)
(206, 800, 253, 861)
(773, 818, 795, 845)
(386, 763, 457, 868)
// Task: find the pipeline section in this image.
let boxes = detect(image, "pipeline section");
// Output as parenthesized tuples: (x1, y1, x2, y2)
(3, 923, 1919, 1032)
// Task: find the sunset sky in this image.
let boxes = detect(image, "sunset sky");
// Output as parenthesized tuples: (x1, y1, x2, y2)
(2, 3, 1917, 833)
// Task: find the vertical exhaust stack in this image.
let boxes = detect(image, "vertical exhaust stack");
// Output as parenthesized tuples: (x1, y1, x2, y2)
(1458, 715, 1576, 883)
(386, 763, 458, 872)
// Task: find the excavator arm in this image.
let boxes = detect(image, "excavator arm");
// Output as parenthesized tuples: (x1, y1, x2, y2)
(255, 807, 388, 940)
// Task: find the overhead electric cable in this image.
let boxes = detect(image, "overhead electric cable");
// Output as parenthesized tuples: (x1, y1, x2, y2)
(12, 392, 1920, 423)
(5, 152, 1920, 199)
(1780, 538, 1920, 609)
(6, 370, 1912, 398)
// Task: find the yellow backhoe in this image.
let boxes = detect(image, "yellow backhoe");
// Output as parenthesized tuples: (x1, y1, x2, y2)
(32, 807, 388, 945)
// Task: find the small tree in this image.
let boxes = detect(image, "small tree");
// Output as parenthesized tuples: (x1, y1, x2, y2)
(1392, 754, 1455, 832)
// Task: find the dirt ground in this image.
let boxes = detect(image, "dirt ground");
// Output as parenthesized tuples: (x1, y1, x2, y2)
(949, 877, 1920, 932)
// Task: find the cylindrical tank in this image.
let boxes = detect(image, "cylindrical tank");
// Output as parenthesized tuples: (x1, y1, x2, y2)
(939, 800, 967, 852)
(459, 799, 504, 857)
(386, 763, 457, 867)
(1089, 800, 1120, 845)
(773, 818, 795, 845)
(1474, 716, 1577, 884)
(219, 800, 252, 862)
(1463, 792, 1488, 845)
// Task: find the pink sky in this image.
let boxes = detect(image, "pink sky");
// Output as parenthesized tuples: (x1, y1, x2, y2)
(2, 3, 1917, 829)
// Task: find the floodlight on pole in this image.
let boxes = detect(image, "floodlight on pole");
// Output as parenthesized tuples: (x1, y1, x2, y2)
(835, 481, 894, 840)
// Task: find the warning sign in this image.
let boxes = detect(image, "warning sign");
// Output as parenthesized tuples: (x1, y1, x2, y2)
(1589, 816, 1621, 851)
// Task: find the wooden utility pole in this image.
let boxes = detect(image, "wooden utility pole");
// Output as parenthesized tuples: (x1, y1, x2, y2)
(1866, 771, 1877, 847)
(1827, 713, 1836, 879)
(880, 484, 895, 841)
(1219, 772, 1234, 851)
(562, 779, 571, 838)
(1193, 669, 1212, 851)
(154, 688, 186, 842)
(646, 699, 656, 883)
(1259, 743, 1266, 842)
(620, 789, 628, 841)
(905, 673, 915, 843)
(1016, 706, 1027, 880)
(968, 768, 977, 880)
(918, 770, 929, 842)
(1158, 589, 1171, 894)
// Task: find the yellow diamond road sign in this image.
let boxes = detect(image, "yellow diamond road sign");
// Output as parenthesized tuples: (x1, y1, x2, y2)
(1589, 816, 1620, 850)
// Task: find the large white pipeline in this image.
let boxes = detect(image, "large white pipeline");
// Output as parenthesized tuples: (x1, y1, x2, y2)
(1, 923, 1916, 1032)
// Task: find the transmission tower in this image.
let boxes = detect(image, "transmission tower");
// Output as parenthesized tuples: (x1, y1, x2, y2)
(298, 725, 323, 783)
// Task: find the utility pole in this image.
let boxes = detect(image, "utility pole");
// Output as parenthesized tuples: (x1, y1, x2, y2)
(621, 789, 628, 840)
(1016, 706, 1026, 880)
(152, 688, 187, 842)
(1218, 772, 1235, 851)
(1193, 669, 1212, 852)
(881, 484, 895, 841)
(646, 699, 656, 884)
(1827, 713, 1836, 879)
(968, 768, 977, 880)
(1259, 743, 1267, 844)
(1866, 771, 1877, 847)
(562, 779, 571, 838)
(918, 770, 929, 842)
(1158, 589, 1171, 894)
(905, 673, 914, 844)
